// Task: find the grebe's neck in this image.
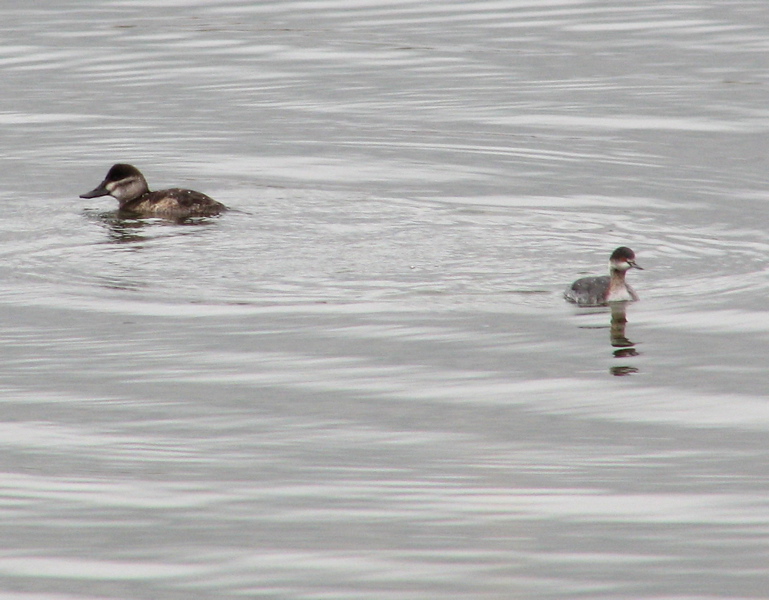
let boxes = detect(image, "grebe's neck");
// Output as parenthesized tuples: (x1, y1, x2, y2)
(610, 266, 627, 282)
(606, 264, 637, 302)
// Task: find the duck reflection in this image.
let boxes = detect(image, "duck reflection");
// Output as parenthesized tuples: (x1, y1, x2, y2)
(608, 302, 639, 376)
(87, 210, 217, 244)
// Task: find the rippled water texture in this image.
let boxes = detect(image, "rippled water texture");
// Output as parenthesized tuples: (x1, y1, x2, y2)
(1, 1, 769, 598)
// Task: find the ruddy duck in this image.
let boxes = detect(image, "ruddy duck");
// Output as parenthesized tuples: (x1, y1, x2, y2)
(80, 164, 226, 218)
(564, 246, 643, 306)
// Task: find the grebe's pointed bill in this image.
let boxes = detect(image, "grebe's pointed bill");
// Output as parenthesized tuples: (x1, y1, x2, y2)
(627, 259, 643, 270)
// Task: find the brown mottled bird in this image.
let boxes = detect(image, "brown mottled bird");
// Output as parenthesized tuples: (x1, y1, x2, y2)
(81, 164, 226, 218)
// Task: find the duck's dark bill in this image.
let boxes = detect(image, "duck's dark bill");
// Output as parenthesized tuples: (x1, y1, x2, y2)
(79, 183, 109, 199)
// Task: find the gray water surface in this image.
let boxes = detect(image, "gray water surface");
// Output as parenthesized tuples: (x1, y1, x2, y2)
(2, 1, 769, 598)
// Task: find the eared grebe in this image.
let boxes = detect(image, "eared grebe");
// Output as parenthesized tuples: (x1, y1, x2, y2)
(80, 164, 226, 218)
(564, 246, 643, 306)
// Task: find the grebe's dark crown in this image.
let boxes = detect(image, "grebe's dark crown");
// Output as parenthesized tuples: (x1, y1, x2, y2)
(610, 246, 636, 261)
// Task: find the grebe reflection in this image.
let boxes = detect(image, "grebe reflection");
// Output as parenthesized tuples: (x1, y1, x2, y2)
(609, 303, 639, 376)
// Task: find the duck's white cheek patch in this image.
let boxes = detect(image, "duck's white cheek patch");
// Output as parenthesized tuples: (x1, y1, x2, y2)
(106, 182, 116, 192)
